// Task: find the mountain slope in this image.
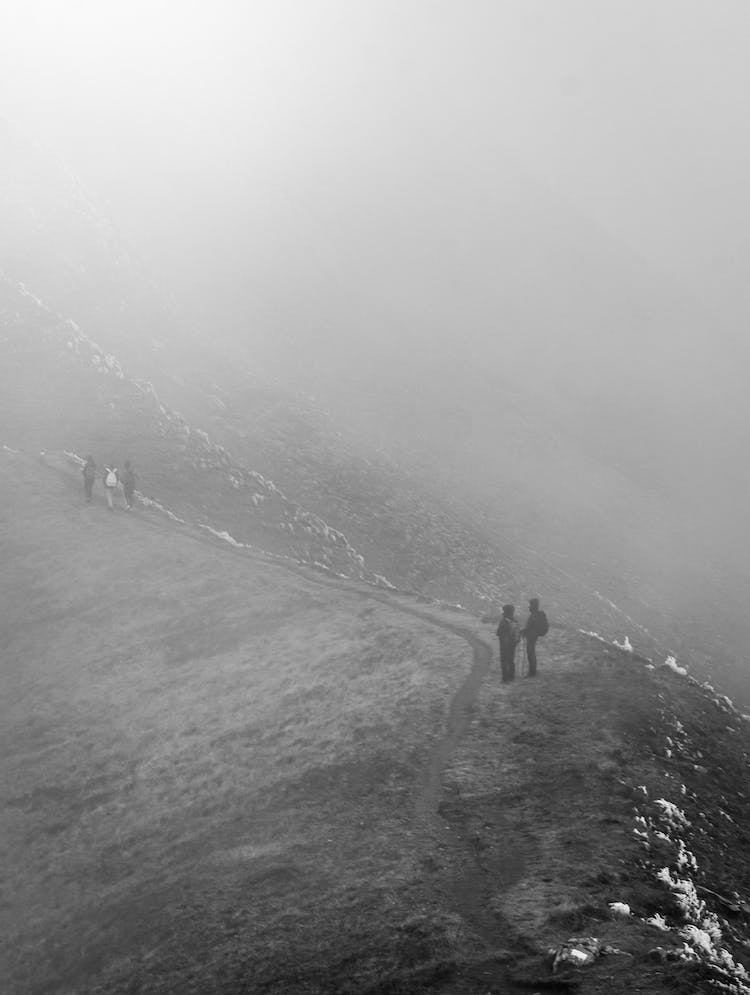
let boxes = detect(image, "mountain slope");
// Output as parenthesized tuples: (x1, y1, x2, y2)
(0, 450, 469, 993)
(0, 278, 393, 585)
(3, 450, 750, 994)
(0, 263, 661, 658)
(4, 120, 750, 710)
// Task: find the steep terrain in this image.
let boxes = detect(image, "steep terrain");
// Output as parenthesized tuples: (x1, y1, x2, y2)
(3, 451, 750, 994)
(6, 122, 750, 713)
(0, 280, 392, 585)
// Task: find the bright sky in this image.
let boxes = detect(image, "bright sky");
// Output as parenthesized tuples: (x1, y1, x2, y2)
(3, 1, 750, 331)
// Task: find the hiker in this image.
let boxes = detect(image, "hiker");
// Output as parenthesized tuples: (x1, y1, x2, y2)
(103, 465, 119, 510)
(82, 455, 96, 503)
(521, 598, 549, 677)
(496, 604, 520, 682)
(120, 460, 137, 510)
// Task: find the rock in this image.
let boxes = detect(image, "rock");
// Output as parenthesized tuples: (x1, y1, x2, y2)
(549, 936, 601, 972)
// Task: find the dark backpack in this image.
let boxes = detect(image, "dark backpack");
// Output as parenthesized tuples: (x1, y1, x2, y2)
(535, 610, 549, 637)
(83, 463, 96, 482)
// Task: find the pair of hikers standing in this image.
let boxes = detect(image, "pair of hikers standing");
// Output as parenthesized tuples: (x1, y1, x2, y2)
(496, 598, 548, 682)
(82, 456, 137, 510)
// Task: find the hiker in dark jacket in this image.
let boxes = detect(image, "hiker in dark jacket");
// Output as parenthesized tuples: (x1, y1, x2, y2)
(120, 460, 137, 510)
(82, 455, 96, 503)
(496, 604, 520, 682)
(521, 598, 547, 677)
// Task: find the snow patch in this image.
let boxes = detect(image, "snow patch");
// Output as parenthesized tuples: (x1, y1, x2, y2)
(662, 655, 687, 676)
(655, 799, 690, 829)
(609, 902, 631, 917)
(199, 525, 246, 548)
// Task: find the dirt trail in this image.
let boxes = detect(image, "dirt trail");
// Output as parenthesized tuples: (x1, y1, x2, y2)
(162, 499, 506, 947)
(36, 451, 499, 830)
(13, 449, 750, 995)
(29, 451, 510, 962)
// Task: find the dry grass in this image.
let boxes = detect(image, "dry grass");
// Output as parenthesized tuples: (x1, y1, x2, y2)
(1, 453, 470, 993)
(6, 453, 750, 995)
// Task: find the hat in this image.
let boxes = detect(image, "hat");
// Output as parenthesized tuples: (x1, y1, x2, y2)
(502, 604, 515, 618)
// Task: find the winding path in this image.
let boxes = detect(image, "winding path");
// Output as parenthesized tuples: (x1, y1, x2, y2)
(37, 448, 497, 830)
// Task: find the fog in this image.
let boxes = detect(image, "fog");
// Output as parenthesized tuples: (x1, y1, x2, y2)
(8, 2, 748, 413)
(4, 2, 750, 689)
(6, 1, 750, 332)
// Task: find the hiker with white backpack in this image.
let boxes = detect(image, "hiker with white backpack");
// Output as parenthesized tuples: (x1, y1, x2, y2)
(102, 465, 119, 510)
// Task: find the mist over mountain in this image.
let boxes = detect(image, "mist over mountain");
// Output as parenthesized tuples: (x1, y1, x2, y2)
(6, 6, 750, 991)
(4, 104, 750, 707)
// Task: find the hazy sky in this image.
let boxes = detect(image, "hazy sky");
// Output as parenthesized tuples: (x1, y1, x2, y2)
(3, 1, 750, 343)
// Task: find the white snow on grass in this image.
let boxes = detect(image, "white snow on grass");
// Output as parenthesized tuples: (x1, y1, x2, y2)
(198, 525, 246, 548)
(715, 694, 736, 712)
(676, 839, 698, 872)
(654, 861, 750, 986)
(663, 655, 688, 676)
(629, 726, 749, 988)
(612, 635, 633, 652)
(655, 799, 690, 829)
(609, 902, 631, 917)
(681, 925, 715, 956)
(138, 495, 187, 525)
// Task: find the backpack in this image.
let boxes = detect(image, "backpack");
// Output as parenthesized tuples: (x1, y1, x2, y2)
(105, 469, 118, 488)
(535, 610, 549, 637)
(83, 463, 96, 482)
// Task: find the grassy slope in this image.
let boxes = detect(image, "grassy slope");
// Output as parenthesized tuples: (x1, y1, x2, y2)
(436, 636, 750, 992)
(3, 452, 750, 994)
(1, 452, 470, 993)
(5, 273, 748, 709)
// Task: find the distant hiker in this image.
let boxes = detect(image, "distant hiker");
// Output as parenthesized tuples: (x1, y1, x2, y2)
(120, 460, 137, 510)
(496, 604, 520, 683)
(82, 456, 96, 503)
(521, 598, 549, 677)
(103, 465, 119, 510)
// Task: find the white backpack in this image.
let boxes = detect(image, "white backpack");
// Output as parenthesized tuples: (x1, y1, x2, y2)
(105, 469, 118, 488)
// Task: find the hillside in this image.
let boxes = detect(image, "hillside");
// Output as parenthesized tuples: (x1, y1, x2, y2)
(5, 124, 750, 712)
(4, 256, 740, 714)
(3, 450, 750, 994)
(0, 252, 662, 668)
